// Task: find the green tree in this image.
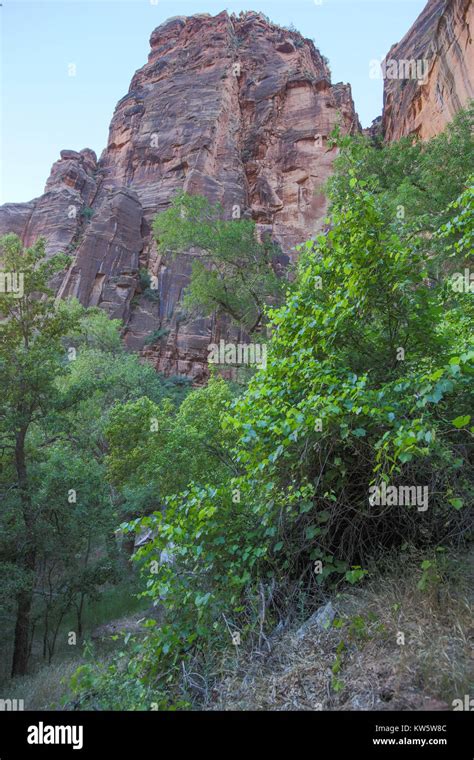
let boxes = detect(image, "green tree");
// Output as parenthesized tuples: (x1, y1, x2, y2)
(87, 139, 472, 706)
(0, 235, 77, 676)
(32, 444, 114, 661)
(67, 114, 473, 710)
(0, 237, 192, 676)
(105, 376, 237, 499)
(328, 103, 474, 262)
(152, 192, 287, 334)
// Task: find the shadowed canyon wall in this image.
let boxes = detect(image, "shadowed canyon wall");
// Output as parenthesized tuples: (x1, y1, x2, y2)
(383, 0, 473, 141)
(0, 11, 359, 380)
(1, 5, 471, 378)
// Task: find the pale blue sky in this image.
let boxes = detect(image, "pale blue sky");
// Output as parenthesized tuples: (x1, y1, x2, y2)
(1, 0, 426, 203)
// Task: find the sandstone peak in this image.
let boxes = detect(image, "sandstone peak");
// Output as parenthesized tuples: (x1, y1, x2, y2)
(1, 5, 471, 381)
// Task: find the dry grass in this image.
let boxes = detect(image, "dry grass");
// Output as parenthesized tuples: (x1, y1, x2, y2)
(208, 551, 473, 711)
(2, 553, 472, 711)
(4, 657, 84, 711)
(1, 608, 157, 711)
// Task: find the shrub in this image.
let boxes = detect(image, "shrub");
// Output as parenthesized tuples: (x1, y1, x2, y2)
(80, 206, 94, 221)
(144, 327, 169, 346)
(70, 114, 474, 709)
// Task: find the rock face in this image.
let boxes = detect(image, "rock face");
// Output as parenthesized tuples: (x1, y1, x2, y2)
(0, 149, 99, 257)
(383, 0, 473, 141)
(5, 5, 469, 378)
(0, 11, 359, 380)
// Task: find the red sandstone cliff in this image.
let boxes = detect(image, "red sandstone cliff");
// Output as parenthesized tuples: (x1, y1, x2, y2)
(0, 11, 359, 379)
(383, 0, 473, 141)
(2, 5, 471, 379)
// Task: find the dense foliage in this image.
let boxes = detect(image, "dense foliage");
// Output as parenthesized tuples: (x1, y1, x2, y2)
(152, 191, 287, 334)
(0, 244, 191, 677)
(70, 111, 473, 708)
(1, 108, 472, 708)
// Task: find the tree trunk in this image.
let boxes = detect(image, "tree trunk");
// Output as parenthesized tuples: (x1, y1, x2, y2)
(11, 550, 35, 676)
(48, 609, 66, 665)
(11, 425, 36, 677)
(77, 593, 85, 639)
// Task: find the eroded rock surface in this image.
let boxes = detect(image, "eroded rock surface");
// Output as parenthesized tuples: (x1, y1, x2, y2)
(0, 12, 360, 379)
(0, 149, 99, 257)
(2, 6, 471, 377)
(383, 0, 473, 141)
(8, 11, 430, 380)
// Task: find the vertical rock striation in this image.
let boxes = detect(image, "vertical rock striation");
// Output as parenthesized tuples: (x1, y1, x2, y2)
(0, 12, 359, 379)
(383, 0, 473, 141)
(2, 5, 471, 378)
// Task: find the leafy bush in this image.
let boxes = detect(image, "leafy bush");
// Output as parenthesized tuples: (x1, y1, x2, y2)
(70, 112, 473, 708)
(80, 206, 94, 221)
(137, 268, 160, 303)
(138, 268, 151, 290)
(144, 327, 169, 346)
(152, 192, 287, 334)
